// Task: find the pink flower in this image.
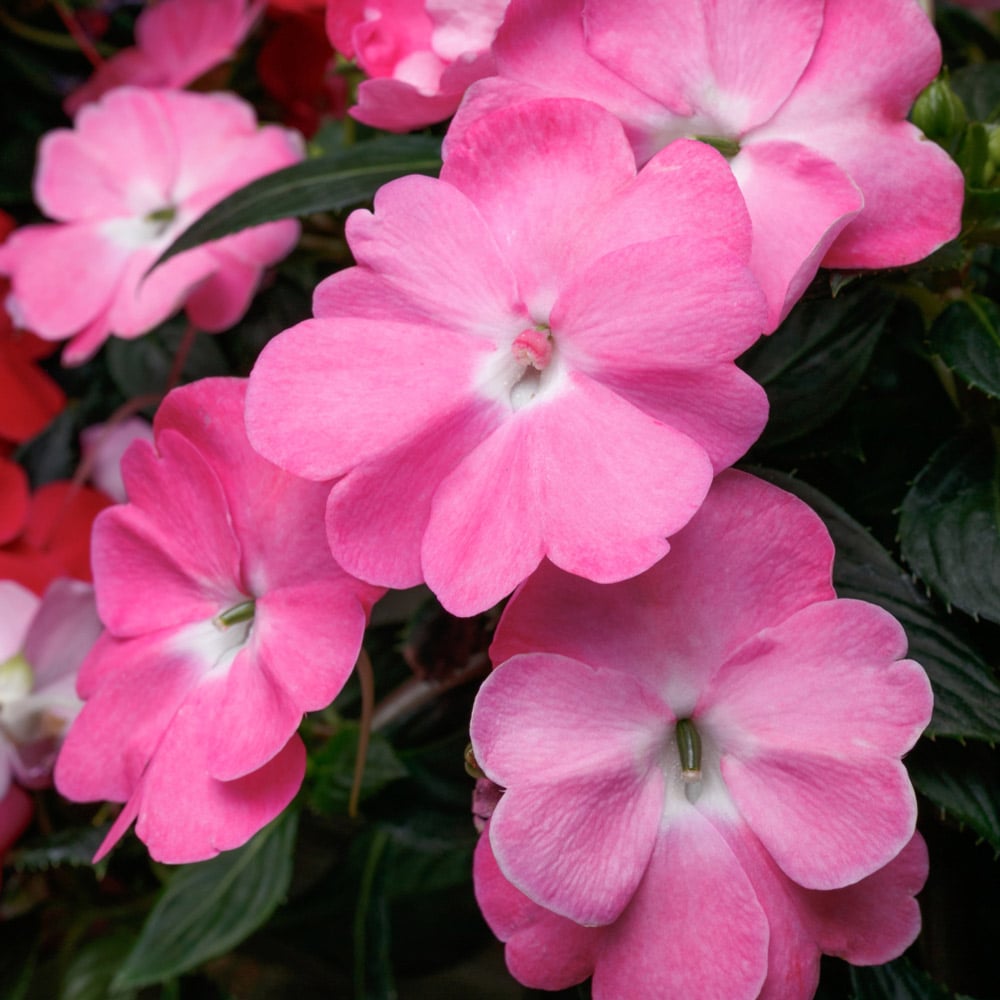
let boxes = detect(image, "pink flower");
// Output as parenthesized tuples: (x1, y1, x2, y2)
(327, 0, 508, 130)
(80, 417, 155, 504)
(64, 0, 265, 115)
(246, 99, 769, 616)
(0, 579, 101, 796)
(451, 0, 964, 326)
(0, 88, 303, 365)
(470, 470, 933, 998)
(55, 378, 382, 863)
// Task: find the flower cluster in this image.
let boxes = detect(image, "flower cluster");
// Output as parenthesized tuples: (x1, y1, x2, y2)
(0, 0, 976, 994)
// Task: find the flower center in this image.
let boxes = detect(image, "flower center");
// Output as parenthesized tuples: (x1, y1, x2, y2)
(675, 718, 702, 784)
(144, 204, 178, 237)
(693, 135, 741, 158)
(213, 598, 256, 630)
(509, 326, 555, 410)
(0, 653, 34, 705)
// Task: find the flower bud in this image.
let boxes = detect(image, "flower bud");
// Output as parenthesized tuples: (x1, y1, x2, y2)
(912, 77, 968, 144)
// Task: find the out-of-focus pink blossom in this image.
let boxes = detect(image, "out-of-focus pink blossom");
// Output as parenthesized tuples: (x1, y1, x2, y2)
(0, 579, 100, 797)
(0, 88, 303, 365)
(470, 470, 933, 998)
(327, 0, 508, 130)
(246, 99, 769, 616)
(56, 379, 383, 863)
(0, 784, 33, 860)
(80, 417, 155, 505)
(451, 0, 964, 326)
(64, 0, 265, 115)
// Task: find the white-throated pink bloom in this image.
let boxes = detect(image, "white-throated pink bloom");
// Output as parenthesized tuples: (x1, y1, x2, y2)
(328, 0, 508, 130)
(64, 0, 265, 115)
(0, 579, 101, 796)
(247, 99, 769, 616)
(470, 470, 933, 998)
(450, 0, 964, 326)
(55, 379, 382, 863)
(0, 87, 303, 365)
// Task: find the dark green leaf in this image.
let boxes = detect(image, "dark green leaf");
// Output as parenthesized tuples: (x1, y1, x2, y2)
(10, 825, 111, 874)
(155, 135, 443, 267)
(899, 434, 1000, 624)
(930, 297, 1000, 397)
(851, 956, 975, 1000)
(112, 810, 298, 990)
(105, 318, 230, 403)
(908, 741, 1000, 853)
(353, 828, 395, 1000)
(306, 721, 409, 816)
(753, 468, 1000, 743)
(60, 931, 138, 1000)
(738, 284, 895, 447)
(379, 809, 477, 897)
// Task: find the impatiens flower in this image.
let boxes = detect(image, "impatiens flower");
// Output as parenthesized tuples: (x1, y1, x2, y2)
(0, 579, 100, 797)
(0, 480, 113, 596)
(470, 470, 933, 998)
(0, 87, 303, 365)
(327, 0, 508, 130)
(80, 417, 155, 504)
(55, 378, 382, 863)
(247, 99, 769, 616)
(64, 0, 264, 115)
(450, 0, 964, 326)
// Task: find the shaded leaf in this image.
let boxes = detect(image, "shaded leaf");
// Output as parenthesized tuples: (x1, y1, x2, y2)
(155, 135, 442, 267)
(306, 721, 409, 816)
(753, 468, 1000, 743)
(10, 825, 111, 874)
(930, 297, 1000, 397)
(739, 284, 895, 447)
(952, 62, 1000, 123)
(899, 434, 1000, 624)
(353, 828, 395, 1000)
(60, 931, 138, 1000)
(908, 740, 1000, 854)
(851, 956, 975, 1000)
(112, 810, 298, 990)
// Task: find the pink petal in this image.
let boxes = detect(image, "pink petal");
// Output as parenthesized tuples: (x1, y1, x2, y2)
(351, 78, 466, 131)
(473, 653, 667, 925)
(585, 0, 824, 134)
(2, 224, 127, 339)
(594, 365, 768, 472)
(731, 140, 862, 326)
(703, 599, 933, 761)
(803, 832, 927, 965)
(720, 751, 919, 891)
(594, 810, 769, 1000)
(326, 400, 501, 590)
(246, 317, 491, 480)
(93, 433, 243, 637)
(23, 579, 101, 685)
(182, 253, 261, 332)
(343, 175, 523, 335)
(474, 829, 601, 992)
(441, 98, 638, 316)
(423, 376, 713, 615)
(0, 580, 38, 660)
(492, 470, 835, 700)
(553, 237, 766, 371)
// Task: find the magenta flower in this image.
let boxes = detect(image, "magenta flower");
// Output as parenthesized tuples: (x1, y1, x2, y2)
(0, 87, 303, 365)
(64, 0, 264, 116)
(469, 470, 933, 997)
(327, 0, 508, 131)
(247, 99, 768, 616)
(0, 579, 101, 796)
(451, 0, 964, 326)
(55, 379, 382, 863)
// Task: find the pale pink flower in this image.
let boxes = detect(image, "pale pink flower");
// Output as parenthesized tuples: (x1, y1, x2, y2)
(450, 0, 964, 327)
(470, 470, 933, 998)
(327, 0, 508, 130)
(0, 579, 101, 797)
(0, 88, 303, 365)
(80, 417, 155, 504)
(246, 99, 769, 616)
(55, 379, 382, 863)
(65, 0, 265, 115)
